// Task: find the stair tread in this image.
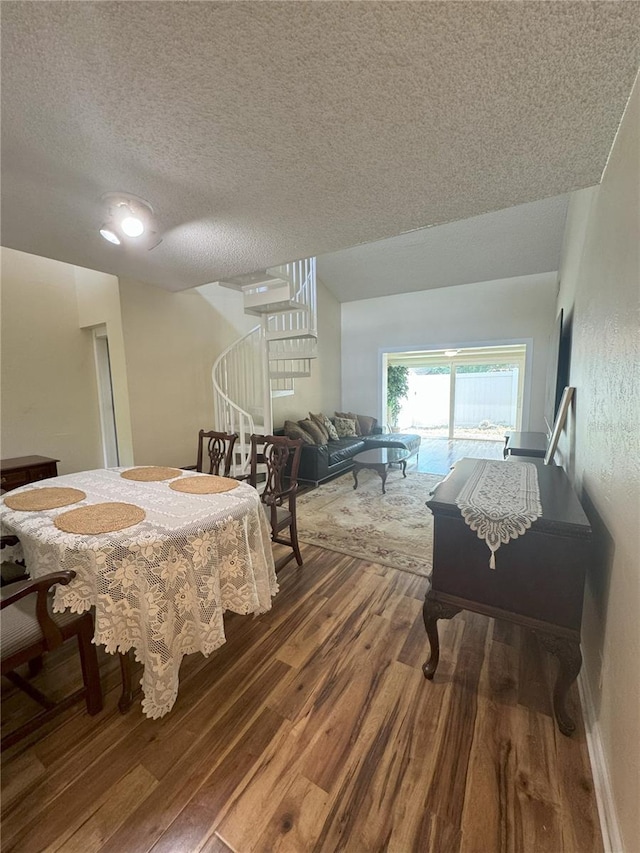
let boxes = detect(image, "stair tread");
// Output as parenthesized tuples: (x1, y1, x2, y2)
(245, 301, 308, 316)
(269, 352, 317, 360)
(217, 272, 290, 291)
(265, 328, 317, 340)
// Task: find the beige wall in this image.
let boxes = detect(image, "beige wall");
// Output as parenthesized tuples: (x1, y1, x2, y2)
(1, 253, 341, 474)
(557, 78, 639, 851)
(118, 276, 340, 464)
(0, 248, 103, 474)
(74, 266, 134, 465)
(272, 276, 342, 425)
(118, 278, 228, 467)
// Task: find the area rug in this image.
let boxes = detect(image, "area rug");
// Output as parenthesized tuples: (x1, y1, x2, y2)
(296, 470, 442, 576)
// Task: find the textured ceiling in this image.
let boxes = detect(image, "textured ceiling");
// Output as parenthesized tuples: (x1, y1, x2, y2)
(1, 2, 639, 292)
(317, 194, 569, 302)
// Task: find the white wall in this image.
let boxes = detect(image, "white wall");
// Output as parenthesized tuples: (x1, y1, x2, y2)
(199, 275, 341, 429)
(556, 77, 639, 853)
(196, 279, 259, 349)
(341, 272, 558, 429)
(0, 248, 104, 473)
(272, 276, 342, 425)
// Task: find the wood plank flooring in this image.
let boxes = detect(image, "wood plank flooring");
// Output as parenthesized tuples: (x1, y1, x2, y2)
(1, 544, 603, 853)
(414, 437, 504, 476)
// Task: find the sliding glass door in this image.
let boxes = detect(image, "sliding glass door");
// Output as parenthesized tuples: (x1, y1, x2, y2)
(387, 345, 526, 440)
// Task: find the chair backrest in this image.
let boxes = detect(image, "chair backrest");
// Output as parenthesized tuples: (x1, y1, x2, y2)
(1, 569, 103, 749)
(248, 434, 303, 500)
(196, 430, 238, 477)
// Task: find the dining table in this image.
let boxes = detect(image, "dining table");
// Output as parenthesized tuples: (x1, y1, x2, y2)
(0, 466, 278, 719)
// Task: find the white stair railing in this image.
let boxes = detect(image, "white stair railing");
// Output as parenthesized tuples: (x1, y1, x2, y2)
(266, 258, 316, 339)
(212, 324, 270, 475)
(212, 258, 316, 474)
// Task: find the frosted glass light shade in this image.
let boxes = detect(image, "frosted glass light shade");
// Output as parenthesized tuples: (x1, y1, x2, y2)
(121, 215, 145, 237)
(100, 226, 121, 245)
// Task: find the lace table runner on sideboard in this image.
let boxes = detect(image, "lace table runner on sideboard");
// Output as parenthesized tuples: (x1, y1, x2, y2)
(455, 460, 542, 568)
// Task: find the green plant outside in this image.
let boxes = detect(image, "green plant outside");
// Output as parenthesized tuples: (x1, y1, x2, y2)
(387, 364, 409, 428)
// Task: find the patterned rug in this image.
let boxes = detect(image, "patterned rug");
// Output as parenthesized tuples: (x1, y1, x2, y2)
(296, 469, 442, 576)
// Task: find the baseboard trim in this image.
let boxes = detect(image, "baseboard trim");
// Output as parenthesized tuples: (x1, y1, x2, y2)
(578, 670, 624, 853)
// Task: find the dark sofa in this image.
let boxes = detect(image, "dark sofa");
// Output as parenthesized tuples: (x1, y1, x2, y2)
(276, 427, 421, 485)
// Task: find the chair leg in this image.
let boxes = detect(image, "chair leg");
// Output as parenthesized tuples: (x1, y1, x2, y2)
(4, 671, 56, 709)
(118, 649, 141, 713)
(76, 619, 103, 716)
(28, 655, 44, 677)
(290, 519, 303, 567)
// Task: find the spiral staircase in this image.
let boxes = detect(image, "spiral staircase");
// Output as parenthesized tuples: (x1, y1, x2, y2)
(212, 258, 317, 475)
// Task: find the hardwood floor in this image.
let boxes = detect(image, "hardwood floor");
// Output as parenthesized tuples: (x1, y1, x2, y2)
(414, 437, 504, 476)
(1, 544, 602, 853)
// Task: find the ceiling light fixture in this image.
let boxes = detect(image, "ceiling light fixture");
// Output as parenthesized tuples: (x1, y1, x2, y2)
(99, 192, 161, 249)
(444, 349, 459, 357)
(120, 215, 145, 237)
(99, 226, 121, 245)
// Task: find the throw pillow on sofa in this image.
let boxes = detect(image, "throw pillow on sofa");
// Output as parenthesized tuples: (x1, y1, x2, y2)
(307, 412, 329, 443)
(335, 411, 361, 436)
(298, 418, 326, 445)
(310, 411, 339, 441)
(333, 416, 358, 438)
(283, 420, 315, 445)
(356, 414, 378, 436)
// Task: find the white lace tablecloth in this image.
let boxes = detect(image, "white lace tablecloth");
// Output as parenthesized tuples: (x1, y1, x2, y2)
(455, 460, 542, 568)
(0, 468, 277, 718)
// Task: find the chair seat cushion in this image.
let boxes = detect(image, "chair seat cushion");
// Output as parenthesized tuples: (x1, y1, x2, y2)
(1, 561, 28, 585)
(1, 586, 79, 661)
(261, 503, 292, 529)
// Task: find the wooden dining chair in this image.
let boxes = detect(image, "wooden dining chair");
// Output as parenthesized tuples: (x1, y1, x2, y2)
(1, 491, 28, 587)
(193, 429, 238, 477)
(247, 434, 304, 571)
(1, 571, 103, 749)
(1, 534, 28, 587)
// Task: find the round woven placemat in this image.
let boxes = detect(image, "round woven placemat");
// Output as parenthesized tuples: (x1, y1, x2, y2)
(120, 466, 183, 482)
(3, 487, 86, 512)
(169, 475, 239, 495)
(54, 502, 146, 535)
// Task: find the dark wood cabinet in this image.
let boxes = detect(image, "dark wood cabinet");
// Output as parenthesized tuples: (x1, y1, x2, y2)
(0, 456, 59, 492)
(423, 457, 592, 736)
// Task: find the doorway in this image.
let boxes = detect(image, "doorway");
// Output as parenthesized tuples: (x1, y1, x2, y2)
(93, 326, 120, 467)
(384, 344, 527, 440)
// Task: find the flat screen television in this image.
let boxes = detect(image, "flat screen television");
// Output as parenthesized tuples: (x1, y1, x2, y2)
(544, 308, 572, 435)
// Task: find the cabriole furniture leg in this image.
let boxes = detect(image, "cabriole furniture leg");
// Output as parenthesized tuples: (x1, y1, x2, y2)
(422, 596, 460, 679)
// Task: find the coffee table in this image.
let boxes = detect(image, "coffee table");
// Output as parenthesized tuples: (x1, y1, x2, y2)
(352, 447, 410, 494)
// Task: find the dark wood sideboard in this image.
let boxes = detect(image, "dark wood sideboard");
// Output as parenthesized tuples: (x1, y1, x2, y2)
(424, 457, 592, 736)
(0, 456, 59, 492)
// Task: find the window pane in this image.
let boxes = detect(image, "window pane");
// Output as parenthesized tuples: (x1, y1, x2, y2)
(453, 364, 519, 439)
(399, 367, 450, 437)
